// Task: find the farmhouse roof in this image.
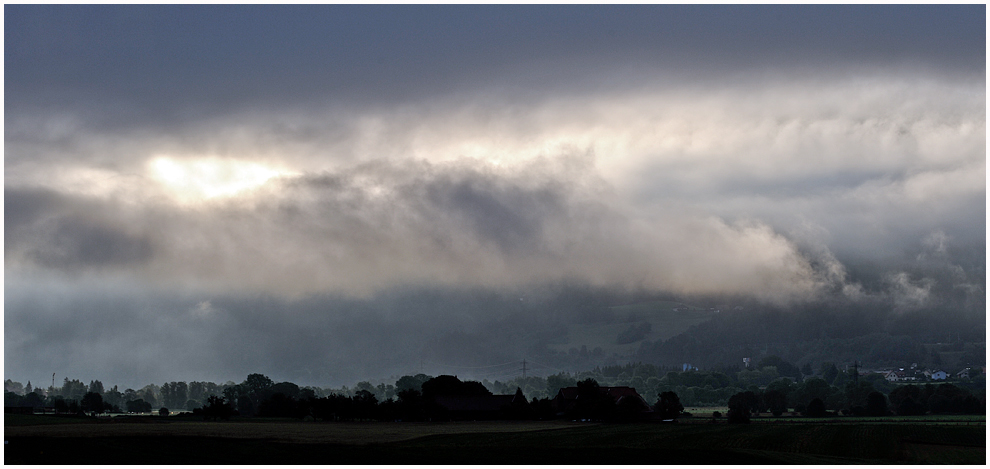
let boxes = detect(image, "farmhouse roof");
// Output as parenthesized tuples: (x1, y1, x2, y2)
(434, 394, 516, 413)
(554, 386, 650, 406)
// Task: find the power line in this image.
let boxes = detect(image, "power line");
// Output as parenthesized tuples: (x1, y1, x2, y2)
(421, 360, 519, 370)
(523, 358, 568, 375)
(417, 357, 572, 381)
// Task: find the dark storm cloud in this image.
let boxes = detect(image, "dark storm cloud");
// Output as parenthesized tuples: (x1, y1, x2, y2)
(4, 187, 63, 228)
(423, 172, 564, 255)
(4, 155, 829, 301)
(5, 5, 984, 127)
(4, 5, 984, 389)
(34, 216, 153, 269)
(6, 188, 154, 270)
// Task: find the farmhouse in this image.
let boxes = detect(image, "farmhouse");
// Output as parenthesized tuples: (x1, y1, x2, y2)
(883, 369, 918, 382)
(432, 388, 529, 420)
(552, 386, 652, 416)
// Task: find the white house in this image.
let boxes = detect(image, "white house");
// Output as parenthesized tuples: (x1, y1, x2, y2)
(930, 370, 948, 380)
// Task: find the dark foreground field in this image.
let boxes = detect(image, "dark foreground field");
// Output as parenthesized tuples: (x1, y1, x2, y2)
(5, 415, 985, 464)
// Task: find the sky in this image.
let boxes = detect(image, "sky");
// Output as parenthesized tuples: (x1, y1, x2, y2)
(5, 5, 986, 389)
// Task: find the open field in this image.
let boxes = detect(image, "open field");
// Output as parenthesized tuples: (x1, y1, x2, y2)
(5, 414, 984, 464)
(4, 414, 579, 444)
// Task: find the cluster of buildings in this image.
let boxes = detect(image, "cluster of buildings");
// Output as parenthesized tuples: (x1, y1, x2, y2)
(433, 385, 654, 421)
(873, 365, 983, 383)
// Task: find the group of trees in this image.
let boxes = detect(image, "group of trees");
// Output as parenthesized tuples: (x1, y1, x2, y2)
(722, 381, 985, 423)
(188, 373, 544, 422)
(6, 356, 984, 421)
(192, 374, 681, 423)
(4, 377, 226, 416)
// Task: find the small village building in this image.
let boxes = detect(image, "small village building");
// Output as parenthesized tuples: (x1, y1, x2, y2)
(433, 395, 517, 420)
(884, 369, 918, 382)
(552, 386, 652, 417)
(930, 370, 948, 380)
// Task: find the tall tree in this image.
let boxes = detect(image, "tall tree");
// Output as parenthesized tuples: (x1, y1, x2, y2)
(655, 391, 684, 420)
(763, 389, 787, 417)
(81, 392, 104, 414)
(727, 391, 754, 424)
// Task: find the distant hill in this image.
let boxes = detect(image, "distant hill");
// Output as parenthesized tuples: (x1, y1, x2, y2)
(547, 300, 716, 356)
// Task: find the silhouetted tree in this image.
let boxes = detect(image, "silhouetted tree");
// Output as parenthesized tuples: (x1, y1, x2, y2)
(258, 393, 301, 418)
(353, 389, 379, 420)
(18, 392, 45, 410)
(865, 391, 888, 416)
(81, 392, 104, 415)
(896, 396, 926, 416)
(805, 398, 828, 418)
(52, 397, 69, 414)
(927, 383, 977, 414)
(162, 382, 188, 409)
(311, 396, 336, 421)
(727, 391, 755, 424)
(529, 397, 556, 420)
(202, 395, 234, 420)
(243, 374, 275, 395)
(421, 375, 491, 400)
(888, 385, 924, 414)
(272, 382, 300, 400)
(569, 378, 616, 421)
(506, 387, 534, 420)
(820, 363, 839, 385)
(126, 399, 152, 413)
(395, 389, 426, 421)
(763, 389, 787, 417)
(159, 407, 169, 417)
(655, 391, 684, 420)
(843, 381, 876, 414)
(377, 397, 397, 421)
(395, 374, 432, 392)
(546, 372, 576, 398)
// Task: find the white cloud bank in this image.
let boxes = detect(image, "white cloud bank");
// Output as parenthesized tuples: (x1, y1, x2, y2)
(5, 70, 984, 304)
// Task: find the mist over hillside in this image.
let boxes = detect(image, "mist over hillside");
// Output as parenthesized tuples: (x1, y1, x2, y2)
(7, 235, 982, 389)
(5, 5, 984, 392)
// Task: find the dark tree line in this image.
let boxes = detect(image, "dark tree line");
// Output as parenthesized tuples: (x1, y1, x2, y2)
(182, 374, 685, 423)
(6, 364, 984, 422)
(723, 381, 985, 423)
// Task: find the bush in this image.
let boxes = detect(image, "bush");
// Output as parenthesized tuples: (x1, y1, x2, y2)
(896, 396, 926, 416)
(804, 398, 828, 418)
(727, 392, 752, 424)
(727, 406, 750, 424)
(866, 392, 888, 417)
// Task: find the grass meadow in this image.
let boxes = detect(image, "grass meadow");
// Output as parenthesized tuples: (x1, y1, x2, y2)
(5, 413, 984, 464)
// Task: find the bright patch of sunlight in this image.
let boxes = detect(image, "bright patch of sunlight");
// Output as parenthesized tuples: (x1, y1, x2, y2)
(148, 156, 290, 203)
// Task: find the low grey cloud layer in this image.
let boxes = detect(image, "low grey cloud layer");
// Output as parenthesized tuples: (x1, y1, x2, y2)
(4, 5, 984, 387)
